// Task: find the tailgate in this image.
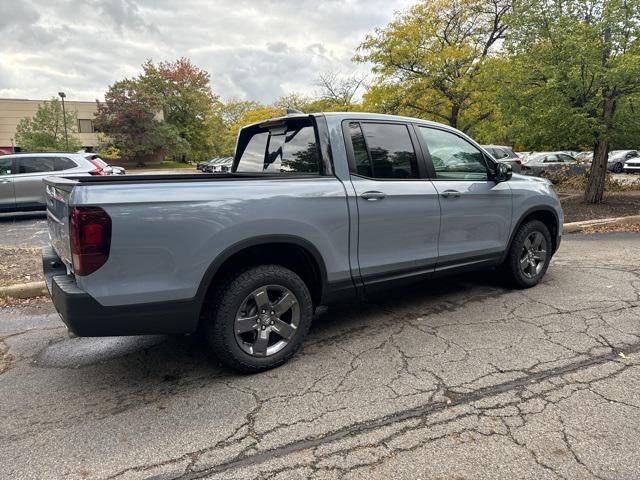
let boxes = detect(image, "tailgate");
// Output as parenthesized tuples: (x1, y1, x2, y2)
(44, 177, 77, 268)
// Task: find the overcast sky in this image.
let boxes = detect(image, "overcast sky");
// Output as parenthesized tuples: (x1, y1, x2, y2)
(0, 0, 413, 104)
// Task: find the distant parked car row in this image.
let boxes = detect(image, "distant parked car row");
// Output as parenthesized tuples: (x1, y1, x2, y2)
(197, 156, 234, 173)
(485, 146, 640, 179)
(559, 150, 639, 173)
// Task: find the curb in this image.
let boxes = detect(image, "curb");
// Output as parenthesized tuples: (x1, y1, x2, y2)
(563, 214, 640, 234)
(0, 281, 47, 300)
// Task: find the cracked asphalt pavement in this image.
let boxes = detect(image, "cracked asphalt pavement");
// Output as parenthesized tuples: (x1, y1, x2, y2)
(1, 232, 639, 479)
(0, 212, 48, 248)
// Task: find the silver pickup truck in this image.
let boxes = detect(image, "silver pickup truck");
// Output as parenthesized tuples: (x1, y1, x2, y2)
(43, 112, 563, 372)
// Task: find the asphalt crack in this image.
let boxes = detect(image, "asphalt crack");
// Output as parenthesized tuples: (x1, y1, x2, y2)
(173, 340, 640, 479)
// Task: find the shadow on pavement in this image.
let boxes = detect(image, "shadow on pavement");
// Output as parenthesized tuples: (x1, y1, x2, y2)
(30, 269, 508, 385)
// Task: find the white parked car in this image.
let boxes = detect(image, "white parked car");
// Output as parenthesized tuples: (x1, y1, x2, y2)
(623, 151, 640, 173)
(0, 152, 120, 213)
(608, 150, 639, 173)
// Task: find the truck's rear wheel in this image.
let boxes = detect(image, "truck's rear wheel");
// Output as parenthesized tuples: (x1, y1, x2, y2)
(502, 220, 552, 288)
(205, 265, 313, 373)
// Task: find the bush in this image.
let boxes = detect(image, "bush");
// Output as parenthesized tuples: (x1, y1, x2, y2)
(97, 145, 121, 162)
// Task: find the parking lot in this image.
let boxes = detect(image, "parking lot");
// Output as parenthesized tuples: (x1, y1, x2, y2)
(1, 232, 639, 479)
(0, 212, 48, 248)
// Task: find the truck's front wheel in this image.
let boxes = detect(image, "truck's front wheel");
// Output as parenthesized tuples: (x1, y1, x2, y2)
(502, 220, 552, 288)
(205, 265, 313, 373)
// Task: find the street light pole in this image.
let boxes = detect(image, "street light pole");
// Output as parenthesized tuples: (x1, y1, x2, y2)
(58, 91, 69, 150)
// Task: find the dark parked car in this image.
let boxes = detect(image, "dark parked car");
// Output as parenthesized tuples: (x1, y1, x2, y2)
(521, 152, 586, 178)
(482, 145, 522, 173)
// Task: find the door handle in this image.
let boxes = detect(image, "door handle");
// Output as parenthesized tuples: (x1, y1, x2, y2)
(361, 191, 387, 201)
(440, 190, 460, 198)
(0, 179, 11, 184)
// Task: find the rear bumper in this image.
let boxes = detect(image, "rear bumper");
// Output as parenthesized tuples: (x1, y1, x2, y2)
(42, 246, 200, 336)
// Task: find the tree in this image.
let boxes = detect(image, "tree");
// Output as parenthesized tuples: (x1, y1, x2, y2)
(504, 0, 640, 203)
(273, 93, 313, 112)
(142, 58, 225, 162)
(314, 73, 366, 110)
(225, 105, 284, 152)
(356, 0, 511, 132)
(94, 78, 186, 165)
(15, 98, 82, 152)
(95, 58, 227, 164)
(217, 99, 262, 125)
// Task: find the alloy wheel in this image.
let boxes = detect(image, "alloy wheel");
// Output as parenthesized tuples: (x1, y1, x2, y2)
(519, 231, 548, 279)
(234, 285, 300, 357)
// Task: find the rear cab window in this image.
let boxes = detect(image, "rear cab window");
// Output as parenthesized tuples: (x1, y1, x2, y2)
(235, 117, 321, 174)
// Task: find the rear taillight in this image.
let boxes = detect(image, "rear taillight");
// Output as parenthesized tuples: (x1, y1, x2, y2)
(70, 207, 112, 276)
(89, 158, 106, 175)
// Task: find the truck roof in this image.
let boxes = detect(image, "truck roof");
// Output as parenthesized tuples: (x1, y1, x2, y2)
(246, 111, 454, 132)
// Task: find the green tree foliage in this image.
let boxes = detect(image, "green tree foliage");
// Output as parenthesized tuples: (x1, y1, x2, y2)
(356, 0, 511, 133)
(94, 77, 186, 165)
(503, 0, 640, 202)
(142, 58, 226, 162)
(95, 58, 227, 164)
(15, 98, 82, 152)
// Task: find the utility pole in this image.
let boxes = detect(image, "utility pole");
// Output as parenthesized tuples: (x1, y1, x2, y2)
(58, 91, 69, 150)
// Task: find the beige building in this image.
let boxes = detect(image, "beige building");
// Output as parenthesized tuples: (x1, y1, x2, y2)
(0, 98, 100, 154)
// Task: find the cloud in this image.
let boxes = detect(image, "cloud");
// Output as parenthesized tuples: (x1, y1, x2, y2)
(0, 0, 413, 103)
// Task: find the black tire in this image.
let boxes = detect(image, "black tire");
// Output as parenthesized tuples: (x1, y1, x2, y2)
(502, 220, 552, 289)
(613, 162, 623, 173)
(204, 264, 313, 373)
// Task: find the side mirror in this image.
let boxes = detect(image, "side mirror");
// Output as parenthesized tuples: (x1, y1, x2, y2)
(494, 162, 512, 182)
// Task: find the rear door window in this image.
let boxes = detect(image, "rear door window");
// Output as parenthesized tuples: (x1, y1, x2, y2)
(17, 157, 55, 174)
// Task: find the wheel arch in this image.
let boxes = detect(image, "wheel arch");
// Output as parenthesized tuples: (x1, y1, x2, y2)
(501, 206, 560, 263)
(195, 235, 328, 321)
